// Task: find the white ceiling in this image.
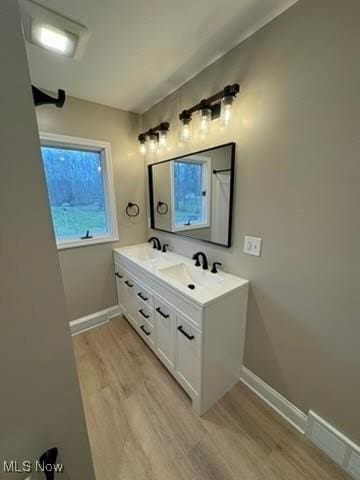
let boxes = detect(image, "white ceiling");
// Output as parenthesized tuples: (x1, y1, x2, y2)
(24, 0, 298, 113)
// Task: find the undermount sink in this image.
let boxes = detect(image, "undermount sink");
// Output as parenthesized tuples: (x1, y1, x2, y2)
(123, 244, 178, 270)
(125, 245, 160, 262)
(159, 263, 223, 289)
(143, 257, 175, 269)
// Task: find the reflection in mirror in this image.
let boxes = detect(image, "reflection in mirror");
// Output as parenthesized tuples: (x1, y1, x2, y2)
(149, 143, 235, 247)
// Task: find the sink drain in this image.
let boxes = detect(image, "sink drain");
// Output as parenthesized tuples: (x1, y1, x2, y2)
(187, 284, 195, 290)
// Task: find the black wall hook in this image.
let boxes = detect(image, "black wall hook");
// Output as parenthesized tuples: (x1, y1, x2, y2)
(32, 86, 66, 108)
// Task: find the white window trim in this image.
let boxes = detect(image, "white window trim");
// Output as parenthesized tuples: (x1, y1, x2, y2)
(40, 132, 119, 250)
(170, 155, 211, 232)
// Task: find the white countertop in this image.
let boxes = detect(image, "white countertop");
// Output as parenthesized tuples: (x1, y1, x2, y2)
(114, 243, 248, 307)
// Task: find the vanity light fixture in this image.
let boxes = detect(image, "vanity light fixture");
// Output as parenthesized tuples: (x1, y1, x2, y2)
(179, 83, 240, 136)
(138, 135, 147, 156)
(138, 122, 169, 155)
(220, 85, 238, 127)
(179, 111, 192, 143)
(148, 133, 158, 153)
(200, 106, 212, 136)
(158, 124, 169, 148)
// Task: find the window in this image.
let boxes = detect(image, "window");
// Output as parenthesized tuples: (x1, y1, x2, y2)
(40, 133, 118, 249)
(171, 157, 210, 231)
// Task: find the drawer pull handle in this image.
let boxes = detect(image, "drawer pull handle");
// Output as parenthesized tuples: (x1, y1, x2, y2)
(139, 309, 150, 319)
(125, 280, 134, 288)
(137, 292, 148, 302)
(115, 272, 123, 279)
(156, 307, 169, 319)
(178, 325, 194, 340)
(140, 325, 151, 336)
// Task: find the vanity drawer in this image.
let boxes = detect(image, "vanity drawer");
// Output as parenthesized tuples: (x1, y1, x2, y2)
(135, 301, 153, 326)
(138, 318, 155, 349)
(135, 283, 153, 308)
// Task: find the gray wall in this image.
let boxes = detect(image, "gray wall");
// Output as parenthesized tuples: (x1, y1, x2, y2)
(143, 0, 360, 444)
(36, 97, 147, 320)
(0, 1, 95, 478)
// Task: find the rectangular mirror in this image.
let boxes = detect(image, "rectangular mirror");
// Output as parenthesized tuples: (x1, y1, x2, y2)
(148, 143, 235, 247)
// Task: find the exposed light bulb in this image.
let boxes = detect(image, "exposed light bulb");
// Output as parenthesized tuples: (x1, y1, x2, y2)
(158, 129, 168, 148)
(200, 108, 211, 136)
(139, 142, 147, 156)
(220, 95, 234, 127)
(182, 124, 190, 141)
(180, 117, 192, 143)
(138, 135, 147, 156)
(147, 133, 158, 153)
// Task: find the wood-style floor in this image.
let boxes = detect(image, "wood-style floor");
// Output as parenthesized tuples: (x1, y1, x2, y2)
(73, 317, 349, 480)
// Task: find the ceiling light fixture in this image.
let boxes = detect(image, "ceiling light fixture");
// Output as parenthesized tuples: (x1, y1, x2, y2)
(179, 84, 240, 135)
(138, 123, 170, 156)
(32, 22, 77, 56)
(20, 0, 89, 60)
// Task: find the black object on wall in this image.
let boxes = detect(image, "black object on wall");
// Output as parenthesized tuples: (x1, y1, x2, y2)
(32, 86, 66, 108)
(148, 142, 235, 248)
(38, 447, 59, 480)
(126, 202, 140, 217)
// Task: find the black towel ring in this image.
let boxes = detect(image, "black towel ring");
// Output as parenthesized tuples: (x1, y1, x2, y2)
(126, 202, 140, 217)
(156, 201, 169, 215)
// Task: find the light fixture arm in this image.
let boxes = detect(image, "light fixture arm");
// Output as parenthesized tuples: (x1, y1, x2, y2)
(138, 122, 169, 142)
(179, 83, 239, 121)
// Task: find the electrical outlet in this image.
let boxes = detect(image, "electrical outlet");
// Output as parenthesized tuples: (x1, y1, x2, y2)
(244, 236, 262, 256)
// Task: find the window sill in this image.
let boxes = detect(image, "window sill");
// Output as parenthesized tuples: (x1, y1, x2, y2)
(173, 223, 209, 232)
(57, 235, 119, 250)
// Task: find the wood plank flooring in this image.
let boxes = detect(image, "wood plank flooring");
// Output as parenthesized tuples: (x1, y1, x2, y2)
(73, 317, 350, 480)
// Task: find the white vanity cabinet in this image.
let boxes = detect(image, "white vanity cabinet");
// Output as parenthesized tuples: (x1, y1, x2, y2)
(114, 245, 249, 415)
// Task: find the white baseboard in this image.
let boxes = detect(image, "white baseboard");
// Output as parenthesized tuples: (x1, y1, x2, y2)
(70, 305, 122, 336)
(306, 411, 360, 479)
(240, 366, 307, 433)
(240, 366, 360, 480)
(107, 305, 122, 319)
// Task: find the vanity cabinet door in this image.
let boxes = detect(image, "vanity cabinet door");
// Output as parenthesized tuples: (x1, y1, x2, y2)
(154, 298, 175, 371)
(122, 273, 137, 326)
(175, 315, 201, 395)
(115, 266, 126, 310)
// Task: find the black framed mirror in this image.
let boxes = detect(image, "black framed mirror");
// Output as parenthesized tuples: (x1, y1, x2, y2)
(148, 142, 235, 247)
